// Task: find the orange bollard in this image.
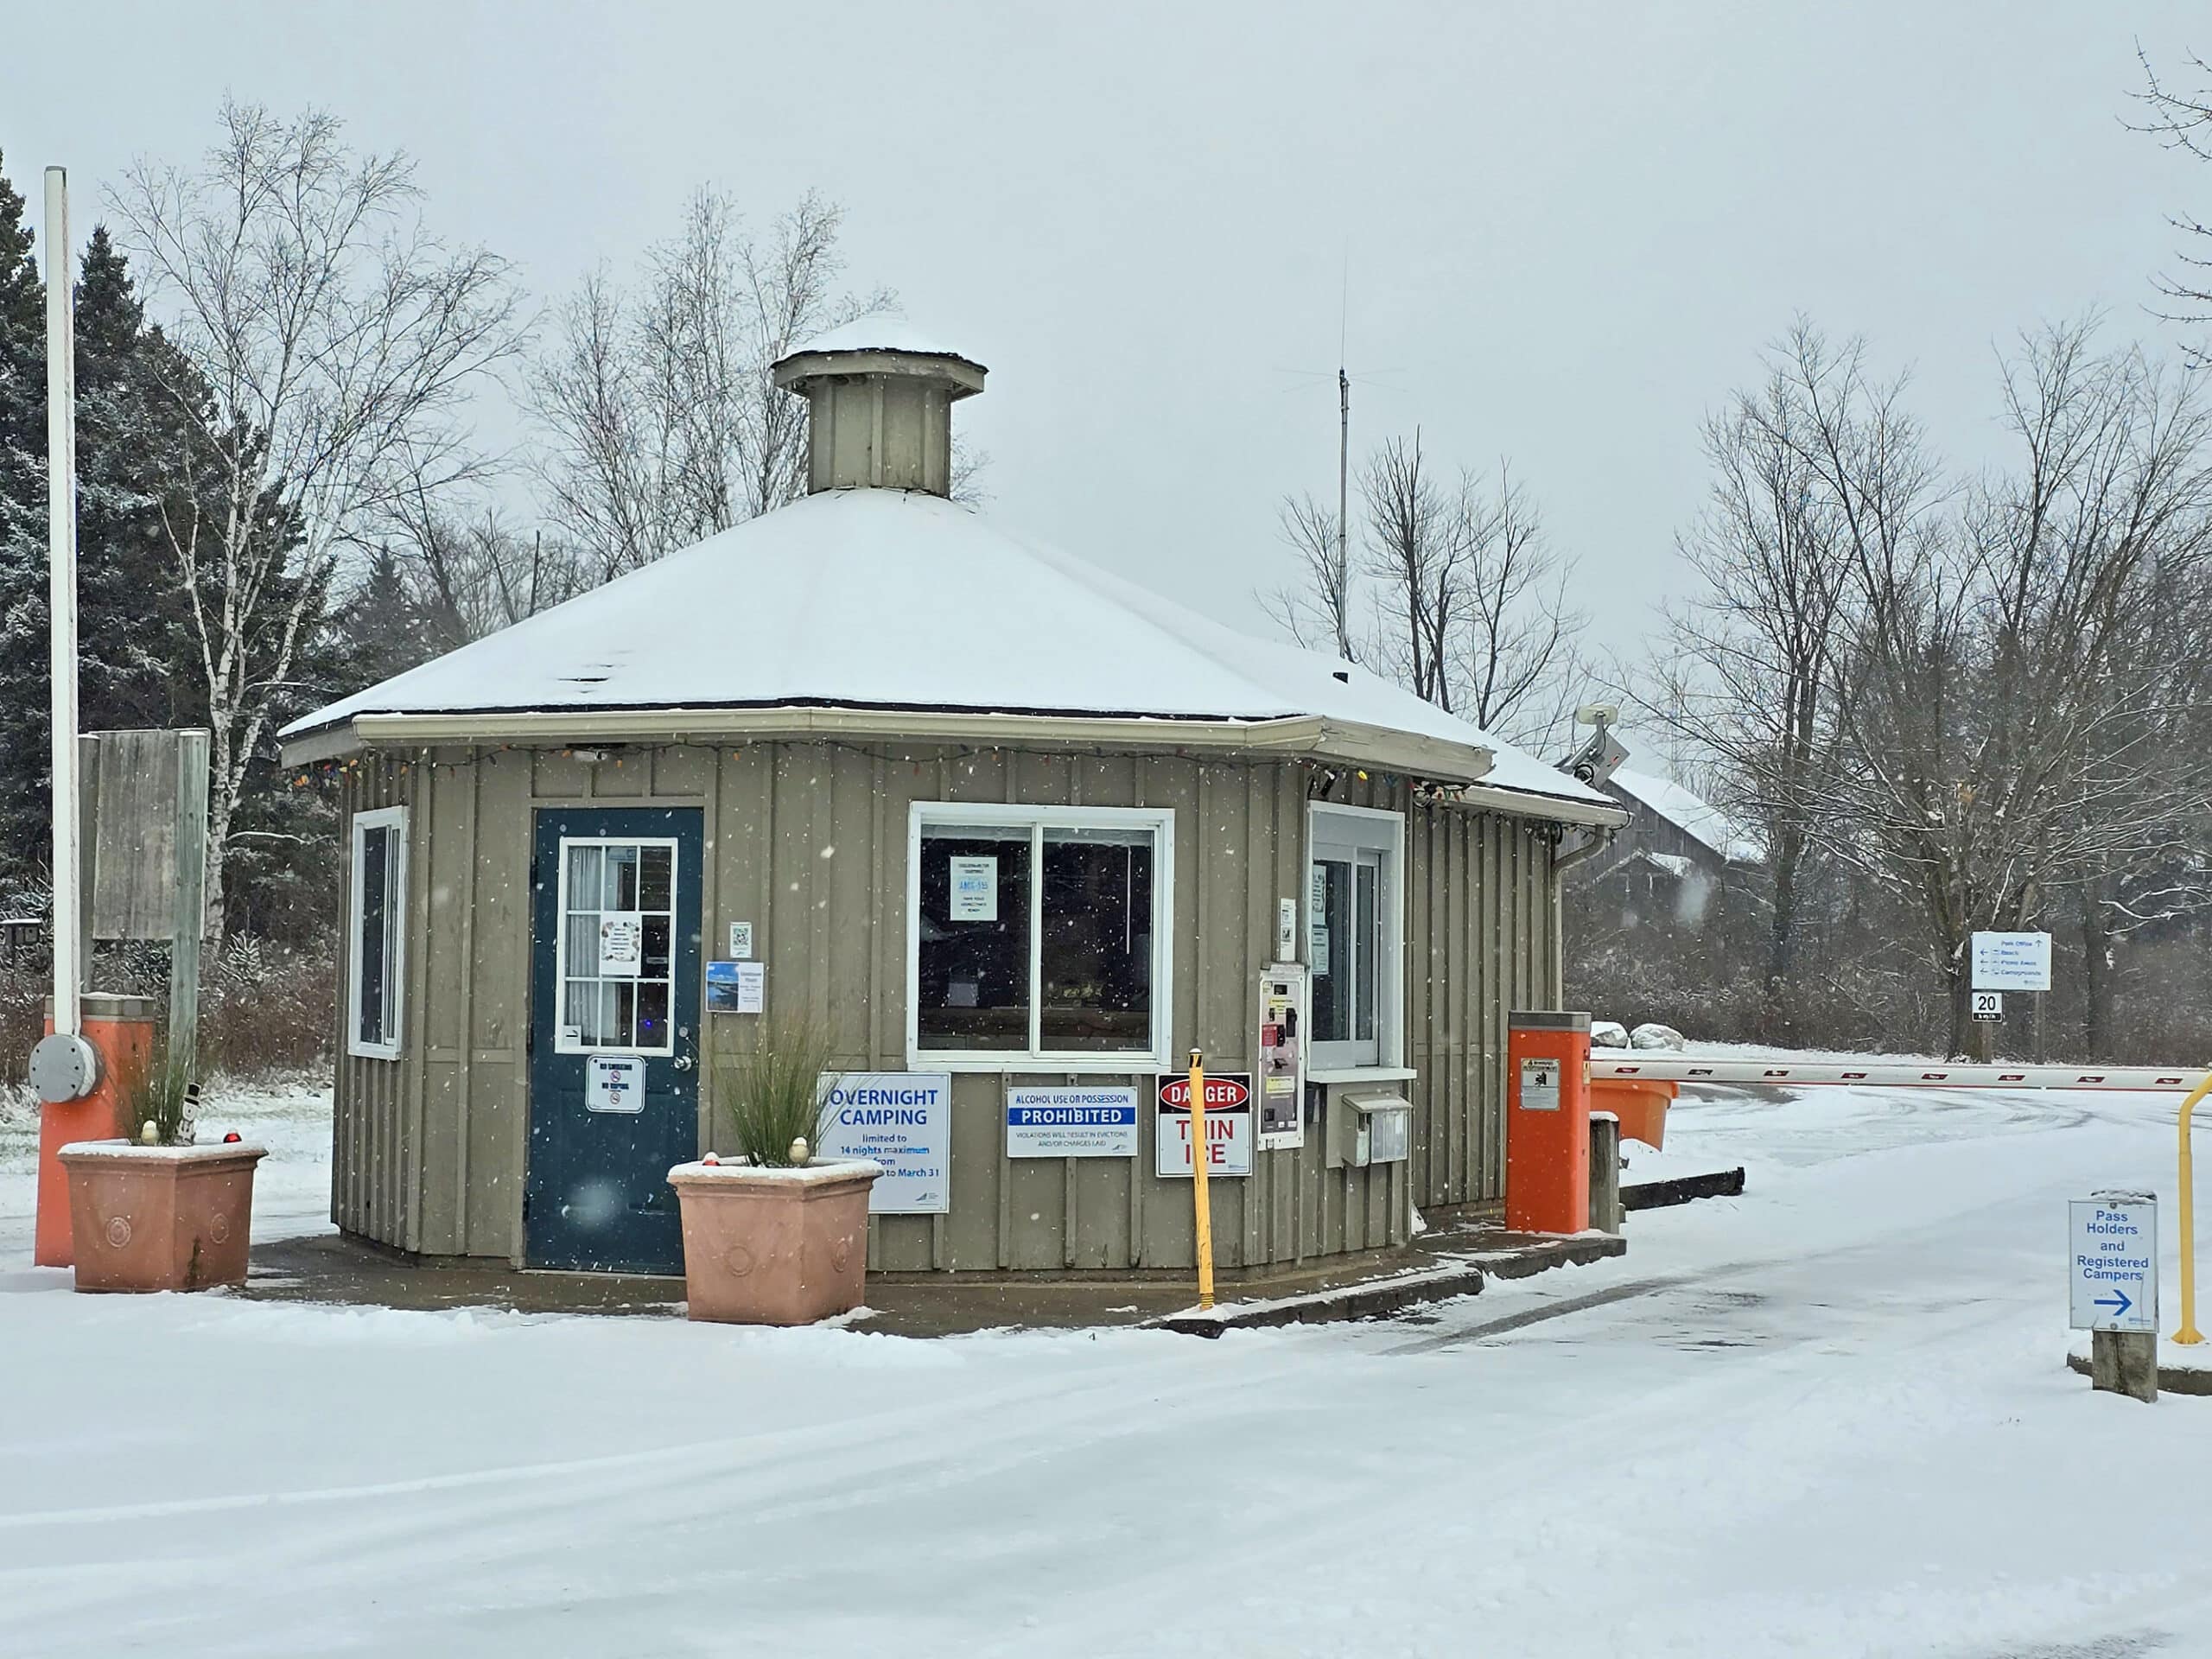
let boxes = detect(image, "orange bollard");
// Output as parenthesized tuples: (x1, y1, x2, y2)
(34, 992, 157, 1268)
(1506, 1010, 1592, 1235)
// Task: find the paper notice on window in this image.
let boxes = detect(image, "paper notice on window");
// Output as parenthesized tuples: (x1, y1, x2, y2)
(598, 912, 643, 977)
(1308, 867, 1330, 973)
(949, 856, 998, 921)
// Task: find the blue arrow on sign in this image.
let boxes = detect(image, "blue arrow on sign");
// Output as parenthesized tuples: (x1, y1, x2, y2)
(2094, 1288, 2133, 1319)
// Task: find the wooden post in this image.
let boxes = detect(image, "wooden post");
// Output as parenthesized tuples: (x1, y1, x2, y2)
(170, 731, 210, 1076)
(2090, 1329, 2158, 1403)
(1588, 1112, 1623, 1236)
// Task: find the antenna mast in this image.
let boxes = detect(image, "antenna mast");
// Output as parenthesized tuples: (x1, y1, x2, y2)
(1337, 250, 1350, 646)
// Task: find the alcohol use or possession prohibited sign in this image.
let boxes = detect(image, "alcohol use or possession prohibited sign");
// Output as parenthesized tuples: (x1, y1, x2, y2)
(2069, 1194, 2158, 1333)
(1006, 1084, 1140, 1158)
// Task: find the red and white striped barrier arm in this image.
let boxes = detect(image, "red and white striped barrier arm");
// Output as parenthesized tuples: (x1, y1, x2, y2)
(1590, 1056, 2206, 1092)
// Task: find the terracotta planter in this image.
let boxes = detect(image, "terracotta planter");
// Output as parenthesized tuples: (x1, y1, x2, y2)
(56, 1141, 267, 1293)
(667, 1159, 881, 1325)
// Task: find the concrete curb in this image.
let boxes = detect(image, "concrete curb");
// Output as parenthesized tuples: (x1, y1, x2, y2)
(1148, 1235, 1626, 1338)
(1622, 1167, 1746, 1211)
(2065, 1351, 2212, 1397)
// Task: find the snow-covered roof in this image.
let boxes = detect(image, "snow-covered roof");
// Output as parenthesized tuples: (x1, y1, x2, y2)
(782, 316, 983, 369)
(1610, 766, 1762, 862)
(289, 487, 1607, 811)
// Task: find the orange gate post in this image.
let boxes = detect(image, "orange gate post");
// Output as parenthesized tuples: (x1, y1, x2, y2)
(34, 992, 156, 1268)
(1506, 1010, 1592, 1235)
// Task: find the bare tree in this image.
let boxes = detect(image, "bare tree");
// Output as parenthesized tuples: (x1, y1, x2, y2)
(2136, 47, 2212, 365)
(1260, 492, 1356, 660)
(1452, 459, 1585, 753)
(1815, 323, 2212, 1055)
(530, 188, 891, 580)
(114, 100, 524, 940)
(1361, 432, 1459, 707)
(1266, 435, 1587, 748)
(383, 484, 589, 651)
(1646, 323, 1870, 1030)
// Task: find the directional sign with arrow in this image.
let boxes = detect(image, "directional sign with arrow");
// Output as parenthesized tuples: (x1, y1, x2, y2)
(2069, 1195, 2158, 1334)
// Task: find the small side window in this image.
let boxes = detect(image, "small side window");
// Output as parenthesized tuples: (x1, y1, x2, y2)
(349, 807, 407, 1059)
(1308, 805, 1402, 1070)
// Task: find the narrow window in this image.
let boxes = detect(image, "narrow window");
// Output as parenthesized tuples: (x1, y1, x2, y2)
(348, 807, 407, 1059)
(1308, 806, 1402, 1070)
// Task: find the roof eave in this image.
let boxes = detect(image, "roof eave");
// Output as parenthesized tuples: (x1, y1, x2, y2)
(285, 705, 1619, 822)
(289, 702, 1494, 770)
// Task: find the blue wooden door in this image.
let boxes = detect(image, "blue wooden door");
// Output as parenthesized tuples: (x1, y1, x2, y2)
(526, 806, 703, 1273)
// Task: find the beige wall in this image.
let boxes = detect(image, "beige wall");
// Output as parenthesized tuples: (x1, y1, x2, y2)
(332, 740, 1565, 1272)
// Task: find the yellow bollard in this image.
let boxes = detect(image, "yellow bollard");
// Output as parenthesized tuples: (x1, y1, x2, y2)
(2178, 1071, 2210, 1345)
(1189, 1049, 1215, 1312)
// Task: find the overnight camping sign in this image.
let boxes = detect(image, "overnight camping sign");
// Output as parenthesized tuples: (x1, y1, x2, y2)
(1155, 1072, 1254, 1177)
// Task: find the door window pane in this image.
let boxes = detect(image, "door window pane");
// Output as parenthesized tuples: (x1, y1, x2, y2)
(917, 830, 1032, 1050)
(639, 846, 672, 911)
(558, 837, 678, 1053)
(1039, 829, 1153, 1052)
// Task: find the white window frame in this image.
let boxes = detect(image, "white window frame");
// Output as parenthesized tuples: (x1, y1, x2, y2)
(906, 802, 1175, 1072)
(552, 835, 682, 1058)
(1306, 802, 1406, 1072)
(346, 806, 408, 1061)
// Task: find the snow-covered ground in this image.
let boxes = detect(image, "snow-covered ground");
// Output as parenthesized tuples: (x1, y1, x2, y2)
(3, 1073, 2207, 1656)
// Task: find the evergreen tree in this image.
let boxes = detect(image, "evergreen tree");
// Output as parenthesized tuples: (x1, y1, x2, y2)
(73, 226, 200, 737)
(0, 156, 50, 883)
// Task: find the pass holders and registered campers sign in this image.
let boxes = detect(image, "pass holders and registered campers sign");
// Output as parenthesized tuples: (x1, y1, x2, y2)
(2069, 1193, 2158, 1334)
(1156, 1073, 1254, 1177)
(817, 1072, 951, 1213)
(1005, 1085, 1141, 1158)
(586, 1053, 646, 1114)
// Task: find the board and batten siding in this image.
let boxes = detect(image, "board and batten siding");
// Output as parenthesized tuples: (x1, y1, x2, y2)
(329, 741, 1563, 1271)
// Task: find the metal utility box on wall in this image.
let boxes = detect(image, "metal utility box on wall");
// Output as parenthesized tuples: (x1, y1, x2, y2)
(1342, 1090, 1412, 1167)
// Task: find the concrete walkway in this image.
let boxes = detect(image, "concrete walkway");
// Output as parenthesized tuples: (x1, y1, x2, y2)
(239, 1217, 1625, 1337)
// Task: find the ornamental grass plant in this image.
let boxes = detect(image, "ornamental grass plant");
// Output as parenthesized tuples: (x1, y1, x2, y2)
(123, 1037, 197, 1147)
(713, 1016, 844, 1167)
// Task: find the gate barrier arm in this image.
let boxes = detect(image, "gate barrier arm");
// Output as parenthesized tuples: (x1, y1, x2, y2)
(1591, 1054, 2210, 1348)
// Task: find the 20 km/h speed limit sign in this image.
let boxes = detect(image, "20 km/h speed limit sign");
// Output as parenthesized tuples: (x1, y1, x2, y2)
(1971, 989, 2004, 1023)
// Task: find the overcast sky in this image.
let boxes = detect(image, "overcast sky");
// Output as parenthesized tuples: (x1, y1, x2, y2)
(7, 2, 2207, 742)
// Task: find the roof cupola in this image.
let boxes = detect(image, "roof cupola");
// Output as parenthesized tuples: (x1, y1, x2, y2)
(772, 319, 985, 498)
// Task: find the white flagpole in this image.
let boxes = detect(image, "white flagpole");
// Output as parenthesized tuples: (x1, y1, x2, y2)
(45, 166, 79, 1039)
